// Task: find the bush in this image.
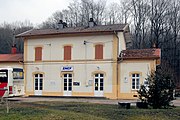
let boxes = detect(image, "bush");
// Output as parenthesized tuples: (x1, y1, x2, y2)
(138, 64, 176, 109)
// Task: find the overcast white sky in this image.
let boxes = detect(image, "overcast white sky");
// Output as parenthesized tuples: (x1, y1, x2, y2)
(0, 0, 119, 26)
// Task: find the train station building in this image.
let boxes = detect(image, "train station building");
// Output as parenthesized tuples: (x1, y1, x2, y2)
(15, 20, 160, 99)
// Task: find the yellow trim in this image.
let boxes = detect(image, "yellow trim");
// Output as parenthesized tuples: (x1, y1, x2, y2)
(112, 63, 117, 99)
(60, 72, 74, 78)
(117, 63, 121, 99)
(25, 91, 34, 96)
(61, 73, 73, 95)
(32, 72, 45, 94)
(156, 59, 161, 65)
(93, 43, 105, 47)
(72, 92, 94, 96)
(113, 35, 118, 61)
(104, 93, 117, 99)
(32, 72, 45, 76)
(92, 72, 106, 97)
(25, 59, 113, 63)
(42, 92, 63, 96)
(129, 71, 142, 77)
(129, 72, 143, 91)
(118, 93, 139, 99)
(24, 39, 28, 95)
(34, 45, 44, 49)
(91, 70, 106, 77)
(62, 44, 73, 48)
(122, 59, 153, 63)
(111, 34, 118, 99)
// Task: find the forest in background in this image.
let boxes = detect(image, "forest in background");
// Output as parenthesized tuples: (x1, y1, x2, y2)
(0, 0, 180, 86)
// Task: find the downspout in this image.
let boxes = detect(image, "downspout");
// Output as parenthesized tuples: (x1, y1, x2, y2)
(114, 31, 119, 99)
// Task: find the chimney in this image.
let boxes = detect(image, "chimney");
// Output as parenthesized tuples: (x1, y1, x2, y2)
(11, 44, 17, 54)
(57, 20, 67, 29)
(152, 42, 156, 48)
(89, 18, 96, 28)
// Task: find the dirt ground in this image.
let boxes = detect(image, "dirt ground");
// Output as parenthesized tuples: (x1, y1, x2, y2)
(7, 96, 180, 106)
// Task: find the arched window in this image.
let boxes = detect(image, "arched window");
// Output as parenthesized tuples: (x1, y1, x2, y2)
(131, 73, 140, 90)
(94, 73, 104, 96)
(34, 73, 43, 91)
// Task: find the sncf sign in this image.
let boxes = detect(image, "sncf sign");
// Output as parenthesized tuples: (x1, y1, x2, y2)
(61, 66, 73, 72)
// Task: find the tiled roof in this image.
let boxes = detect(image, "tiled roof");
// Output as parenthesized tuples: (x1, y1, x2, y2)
(120, 49, 161, 59)
(0, 54, 23, 62)
(16, 24, 128, 38)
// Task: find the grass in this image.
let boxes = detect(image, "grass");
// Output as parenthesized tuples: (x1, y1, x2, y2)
(0, 101, 180, 120)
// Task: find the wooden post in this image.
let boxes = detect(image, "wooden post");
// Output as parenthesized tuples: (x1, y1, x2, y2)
(5, 98, 9, 114)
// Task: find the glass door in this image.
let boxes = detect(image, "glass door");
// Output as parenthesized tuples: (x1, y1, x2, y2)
(63, 74, 72, 96)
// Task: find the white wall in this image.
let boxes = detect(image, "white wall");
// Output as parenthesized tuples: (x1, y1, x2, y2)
(120, 61, 151, 93)
(27, 35, 114, 61)
(26, 62, 113, 93)
(25, 34, 118, 94)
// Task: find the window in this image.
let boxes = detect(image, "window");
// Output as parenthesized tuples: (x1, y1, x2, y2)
(13, 68, 24, 79)
(35, 47, 42, 61)
(0, 70, 8, 83)
(64, 46, 71, 60)
(63, 74, 72, 91)
(132, 73, 140, 90)
(95, 44, 103, 59)
(94, 73, 104, 91)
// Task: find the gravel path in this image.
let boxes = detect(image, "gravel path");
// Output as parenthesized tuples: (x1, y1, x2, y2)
(7, 96, 180, 106)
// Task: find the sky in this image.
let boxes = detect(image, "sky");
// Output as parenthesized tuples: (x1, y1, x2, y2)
(0, 0, 119, 26)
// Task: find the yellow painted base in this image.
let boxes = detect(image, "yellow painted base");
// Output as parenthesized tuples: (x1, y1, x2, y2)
(118, 93, 139, 99)
(72, 92, 94, 96)
(25, 91, 140, 100)
(25, 91, 34, 96)
(42, 92, 63, 96)
(104, 93, 117, 99)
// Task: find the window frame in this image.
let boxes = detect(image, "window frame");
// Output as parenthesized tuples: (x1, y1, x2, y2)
(35, 47, 42, 61)
(94, 73, 104, 91)
(64, 45, 72, 60)
(34, 73, 43, 91)
(95, 44, 103, 60)
(131, 73, 140, 90)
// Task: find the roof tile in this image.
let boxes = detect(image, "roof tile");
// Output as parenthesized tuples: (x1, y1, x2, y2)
(16, 24, 128, 37)
(120, 49, 161, 59)
(0, 54, 23, 62)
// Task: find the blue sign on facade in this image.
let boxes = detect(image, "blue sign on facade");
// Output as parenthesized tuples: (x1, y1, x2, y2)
(61, 66, 73, 71)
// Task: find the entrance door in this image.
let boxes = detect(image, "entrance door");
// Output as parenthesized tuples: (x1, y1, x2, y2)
(94, 73, 104, 97)
(34, 74, 43, 95)
(63, 74, 72, 96)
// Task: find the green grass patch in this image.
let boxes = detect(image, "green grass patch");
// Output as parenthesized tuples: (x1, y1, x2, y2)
(0, 101, 179, 120)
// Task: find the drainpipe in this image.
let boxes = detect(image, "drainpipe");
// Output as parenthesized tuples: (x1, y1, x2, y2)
(114, 31, 119, 99)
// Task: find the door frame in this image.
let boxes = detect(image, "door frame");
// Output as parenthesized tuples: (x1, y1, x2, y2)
(63, 73, 73, 96)
(34, 73, 43, 95)
(94, 73, 104, 97)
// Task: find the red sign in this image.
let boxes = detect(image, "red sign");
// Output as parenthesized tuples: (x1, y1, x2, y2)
(0, 82, 7, 97)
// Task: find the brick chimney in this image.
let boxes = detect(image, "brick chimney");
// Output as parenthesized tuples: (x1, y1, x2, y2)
(89, 18, 96, 28)
(57, 20, 67, 29)
(11, 44, 17, 54)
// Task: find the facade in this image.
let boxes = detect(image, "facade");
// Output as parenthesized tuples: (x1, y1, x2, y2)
(16, 21, 160, 99)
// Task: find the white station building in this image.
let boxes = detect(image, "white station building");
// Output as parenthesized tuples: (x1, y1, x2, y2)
(16, 19, 160, 99)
